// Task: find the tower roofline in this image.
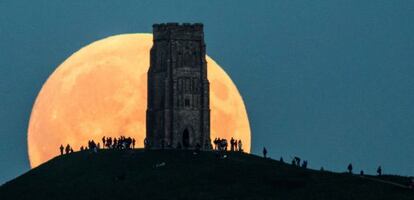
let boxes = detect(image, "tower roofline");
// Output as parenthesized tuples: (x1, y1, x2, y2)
(152, 23, 204, 41)
(153, 22, 203, 29)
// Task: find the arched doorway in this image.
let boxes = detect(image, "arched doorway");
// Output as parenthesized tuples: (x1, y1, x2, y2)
(182, 129, 190, 148)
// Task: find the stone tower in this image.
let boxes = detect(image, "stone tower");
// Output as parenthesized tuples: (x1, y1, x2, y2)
(146, 23, 211, 150)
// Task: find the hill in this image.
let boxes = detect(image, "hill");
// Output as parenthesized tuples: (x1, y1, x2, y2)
(0, 150, 413, 200)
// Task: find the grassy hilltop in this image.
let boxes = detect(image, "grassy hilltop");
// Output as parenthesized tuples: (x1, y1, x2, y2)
(0, 150, 413, 200)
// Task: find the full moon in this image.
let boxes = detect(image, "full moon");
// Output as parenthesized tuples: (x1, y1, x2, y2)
(28, 34, 251, 168)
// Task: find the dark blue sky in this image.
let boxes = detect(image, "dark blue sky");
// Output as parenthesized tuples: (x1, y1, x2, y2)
(1, 0, 414, 184)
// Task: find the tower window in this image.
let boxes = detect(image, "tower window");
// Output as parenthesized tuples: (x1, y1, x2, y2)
(185, 98, 190, 107)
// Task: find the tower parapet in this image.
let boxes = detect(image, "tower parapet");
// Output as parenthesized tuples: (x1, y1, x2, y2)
(153, 23, 204, 41)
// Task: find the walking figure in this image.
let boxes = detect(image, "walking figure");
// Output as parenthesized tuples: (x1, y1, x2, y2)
(377, 166, 382, 176)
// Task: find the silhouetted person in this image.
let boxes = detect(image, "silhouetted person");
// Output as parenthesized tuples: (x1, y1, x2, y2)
(113, 138, 117, 149)
(294, 157, 301, 166)
(291, 159, 296, 166)
(65, 144, 70, 154)
(280, 157, 284, 163)
(218, 139, 227, 151)
(89, 140, 97, 152)
(238, 140, 243, 152)
(101, 136, 105, 149)
(59, 145, 64, 155)
(230, 137, 235, 151)
(302, 160, 308, 169)
(347, 163, 353, 174)
(234, 139, 238, 151)
(132, 138, 136, 149)
(107, 137, 112, 149)
(213, 138, 218, 150)
(360, 170, 364, 176)
(263, 147, 267, 158)
(70, 147, 74, 153)
(80, 146, 84, 151)
(377, 166, 382, 176)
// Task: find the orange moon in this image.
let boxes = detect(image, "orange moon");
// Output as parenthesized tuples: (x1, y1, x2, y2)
(28, 34, 251, 168)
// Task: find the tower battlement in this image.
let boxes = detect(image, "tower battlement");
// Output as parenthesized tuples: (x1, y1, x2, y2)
(153, 22, 204, 41)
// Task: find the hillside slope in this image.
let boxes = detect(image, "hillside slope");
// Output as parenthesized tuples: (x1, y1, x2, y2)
(0, 150, 413, 200)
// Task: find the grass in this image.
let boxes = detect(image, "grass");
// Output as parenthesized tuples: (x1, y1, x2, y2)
(0, 149, 413, 200)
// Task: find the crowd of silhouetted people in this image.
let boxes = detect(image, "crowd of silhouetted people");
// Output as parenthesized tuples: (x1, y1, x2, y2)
(59, 136, 137, 155)
(101, 136, 136, 150)
(59, 144, 74, 155)
(60, 136, 245, 155)
(213, 137, 243, 152)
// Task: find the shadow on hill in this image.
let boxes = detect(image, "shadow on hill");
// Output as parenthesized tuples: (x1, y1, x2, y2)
(0, 149, 413, 200)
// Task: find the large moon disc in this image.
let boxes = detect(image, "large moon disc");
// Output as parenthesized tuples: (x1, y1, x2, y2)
(28, 34, 251, 168)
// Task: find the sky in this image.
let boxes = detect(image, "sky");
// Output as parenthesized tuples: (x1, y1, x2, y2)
(1, 0, 414, 184)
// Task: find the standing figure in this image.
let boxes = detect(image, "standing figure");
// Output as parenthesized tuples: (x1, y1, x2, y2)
(347, 163, 353, 174)
(234, 139, 238, 151)
(59, 145, 64, 155)
(107, 137, 112, 149)
(230, 138, 235, 151)
(238, 140, 243, 152)
(213, 138, 218, 150)
(302, 160, 308, 168)
(65, 144, 71, 154)
(132, 138, 136, 149)
(262, 147, 267, 158)
(102, 136, 106, 149)
(113, 138, 117, 149)
(294, 157, 301, 166)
